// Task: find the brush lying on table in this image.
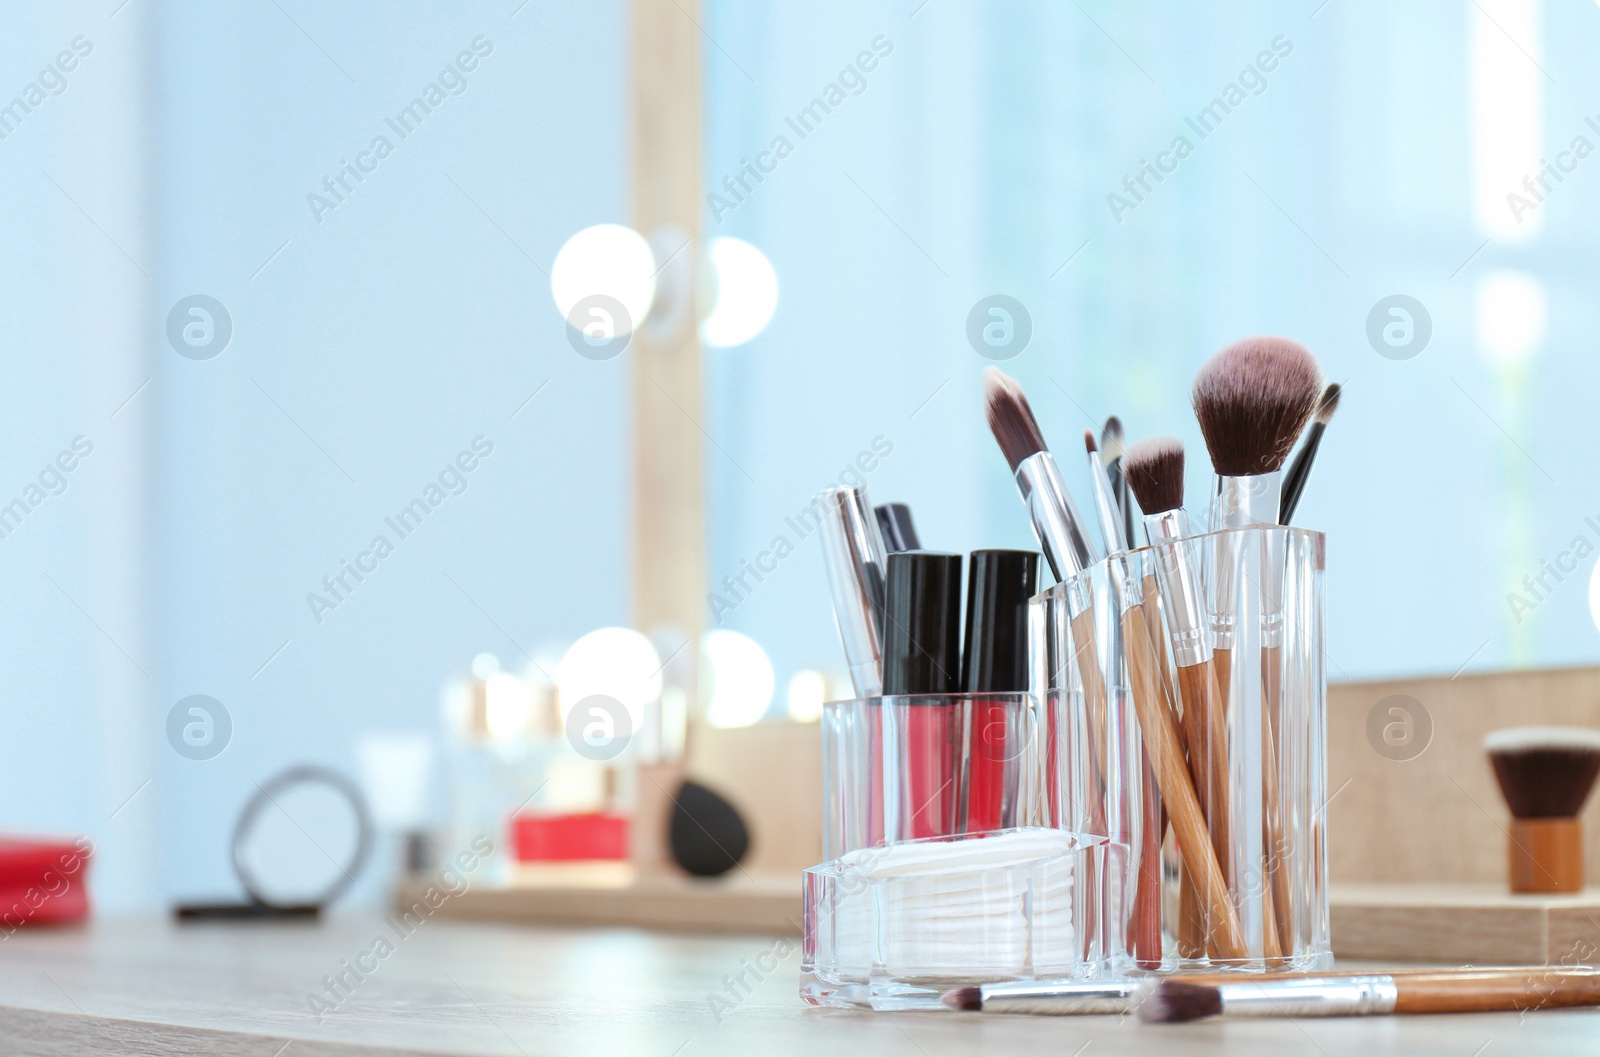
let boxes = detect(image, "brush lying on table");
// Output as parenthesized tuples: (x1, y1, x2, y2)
(944, 967, 1600, 1017)
(1139, 968, 1600, 1023)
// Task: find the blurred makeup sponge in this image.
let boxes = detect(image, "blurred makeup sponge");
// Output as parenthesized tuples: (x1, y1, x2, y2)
(669, 780, 750, 877)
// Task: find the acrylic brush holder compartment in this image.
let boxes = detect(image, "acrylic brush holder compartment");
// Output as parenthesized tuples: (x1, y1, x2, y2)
(801, 692, 1110, 1010)
(1028, 528, 1330, 973)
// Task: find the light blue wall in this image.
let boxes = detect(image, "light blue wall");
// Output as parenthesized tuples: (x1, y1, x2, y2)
(149, 0, 631, 907)
(703, 0, 1600, 699)
(0, 0, 629, 910)
(6, 0, 1600, 912)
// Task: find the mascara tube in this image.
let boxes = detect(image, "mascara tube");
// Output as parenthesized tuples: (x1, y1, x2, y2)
(817, 486, 889, 697)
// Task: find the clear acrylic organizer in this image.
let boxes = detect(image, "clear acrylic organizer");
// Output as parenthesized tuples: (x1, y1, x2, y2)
(1029, 528, 1330, 973)
(801, 692, 1110, 1010)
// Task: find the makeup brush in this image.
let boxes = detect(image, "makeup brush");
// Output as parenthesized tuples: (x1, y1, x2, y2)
(1140, 969, 1600, 1023)
(983, 369, 1114, 900)
(944, 967, 1548, 1015)
(1083, 431, 1129, 555)
(982, 367, 1100, 582)
(1192, 338, 1321, 960)
(1278, 382, 1341, 524)
(1192, 336, 1322, 693)
(1124, 436, 1244, 961)
(1486, 726, 1600, 893)
(1100, 416, 1132, 548)
(1084, 429, 1165, 965)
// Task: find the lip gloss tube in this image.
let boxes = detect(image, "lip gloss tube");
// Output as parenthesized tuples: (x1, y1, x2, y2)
(960, 549, 1039, 833)
(882, 551, 962, 839)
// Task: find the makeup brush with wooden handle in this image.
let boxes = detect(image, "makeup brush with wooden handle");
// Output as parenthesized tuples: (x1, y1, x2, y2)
(944, 966, 1564, 1016)
(1124, 436, 1245, 961)
(983, 369, 1111, 832)
(1085, 430, 1164, 968)
(1486, 726, 1600, 893)
(1191, 336, 1321, 697)
(1192, 339, 1322, 957)
(1140, 968, 1600, 1023)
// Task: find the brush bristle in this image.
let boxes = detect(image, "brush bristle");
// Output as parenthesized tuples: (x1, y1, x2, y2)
(1100, 416, 1125, 466)
(941, 986, 982, 1012)
(982, 367, 1048, 472)
(1314, 382, 1342, 427)
(1138, 981, 1224, 1024)
(1192, 336, 1323, 476)
(1123, 437, 1185, 515)
(1084, 429, 1098, 454)
(1486, 727, 1600, 818)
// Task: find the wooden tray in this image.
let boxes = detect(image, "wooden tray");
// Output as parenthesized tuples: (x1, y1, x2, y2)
(393, 871, 803, 935)
(1332, 883, 1600, 964)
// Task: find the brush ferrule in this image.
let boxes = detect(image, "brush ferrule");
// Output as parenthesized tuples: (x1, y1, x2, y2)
(1211, 471, 1282, 529)
(979, 980, 1135, 1014)
(1143, 509, 1210, 667)
(1015, 452, 1099, 584)
(1213, 976, 1398, 1018)
(1086, 449, 1129, 556)
(1208, 472, 1285, 649)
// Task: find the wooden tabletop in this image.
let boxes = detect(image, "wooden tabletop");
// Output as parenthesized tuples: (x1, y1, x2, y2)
(0, 917, 1595, 1056)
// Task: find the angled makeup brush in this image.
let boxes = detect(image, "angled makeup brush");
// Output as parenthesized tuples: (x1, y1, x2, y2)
(982, 367, 1099, 582)
(1278, 382, 1341, 524)
(1140, 969, 1600, 1023)
(1124, 436, 1242, 961)
(1486, 726, 1600, 893)
(1100, 415, 1132, 547)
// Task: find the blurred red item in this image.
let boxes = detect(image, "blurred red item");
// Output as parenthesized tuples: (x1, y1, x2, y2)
(510, 813, 628, 862)
(0, 837, 92, 930)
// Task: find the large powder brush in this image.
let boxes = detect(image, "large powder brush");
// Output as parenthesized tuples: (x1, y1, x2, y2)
(1485, 726, 1600, 893)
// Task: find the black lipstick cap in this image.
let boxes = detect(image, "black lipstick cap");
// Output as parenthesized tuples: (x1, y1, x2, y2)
(874, 503, 922, 553)
(961, 549, 1040, 693)
(881, 551, 962, 696)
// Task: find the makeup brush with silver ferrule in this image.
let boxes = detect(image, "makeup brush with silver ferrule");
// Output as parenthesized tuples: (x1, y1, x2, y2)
(1192, 337, 1322, 699)
(1278, 382, 1341, 525)
(1084, 431, 1130, 558)
(982, 367, 1100, 584)
(1486, 726, 1600, 893)
(1124, 436, 1244, 961)
(1140, 969, 1600, 1023)
(1193, 336, 1323, 527)
(1101, 415, 1132, 548)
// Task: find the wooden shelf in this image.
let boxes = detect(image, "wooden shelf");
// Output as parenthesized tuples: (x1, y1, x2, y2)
(1333, 883, 1600, 964)
(394, 872, 803, 935)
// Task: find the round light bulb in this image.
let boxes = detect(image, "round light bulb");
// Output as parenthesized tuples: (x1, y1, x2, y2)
(470, 652, 500, 680)
(1476, 270, 1546, 368)
(786, 669, 827, 722)
(703, 629, 775, 728)
(701, 237, 778, 348)
(484, 671, 533, 743)
(556, 627, 663, 728)
(1589, 559, 1600, 636)
(551, 224, 657, 335)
